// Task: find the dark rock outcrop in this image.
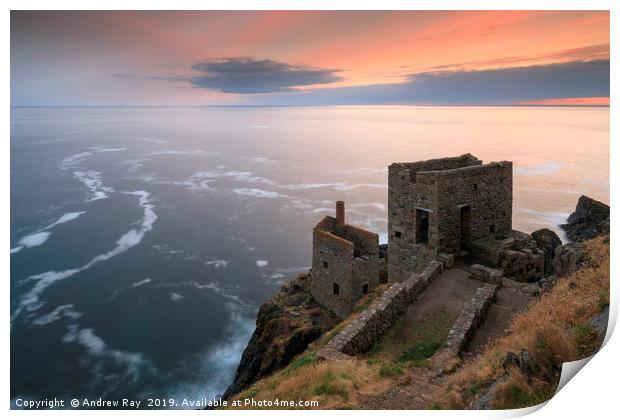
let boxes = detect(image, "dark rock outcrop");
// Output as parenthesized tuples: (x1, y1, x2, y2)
(538, 276, 556, 292)
(222, 273, 338, 400)
(531, 228, 562, 275)
(588, 305, 609, 342)
(502, 349, 535, 375)
(561, 195, 609, 242)
(552, 243, 584, 277)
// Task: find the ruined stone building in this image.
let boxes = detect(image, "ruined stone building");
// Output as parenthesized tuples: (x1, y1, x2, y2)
(388, 153, 544, 284)
(388, 154, 513, 282)
(311, 153, 545, 319)
(311, 201, 380, 318)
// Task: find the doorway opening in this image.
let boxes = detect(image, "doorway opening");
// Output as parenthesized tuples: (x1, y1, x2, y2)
(415, 209, 430, 244)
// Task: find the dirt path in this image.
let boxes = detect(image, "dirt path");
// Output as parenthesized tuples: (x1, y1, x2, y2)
(359, 366, 445, 409)
(462, 288, 532, 361)
(364, 268, 485, 362)
(358, 267, 534, 409)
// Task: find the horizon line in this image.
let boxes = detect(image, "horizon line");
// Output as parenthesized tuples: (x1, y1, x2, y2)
(10, 104, 611, 109)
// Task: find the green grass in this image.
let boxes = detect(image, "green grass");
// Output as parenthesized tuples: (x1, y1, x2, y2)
(366, 309, 455, 363)
(316, 324, 346, 347)
(492, 383, 552, 409)
(598, 290, 610, 309)
(313, 371, 349, 400)
(394, 310, 454, 363)
(398, 340, 443, 363)
(240, 384, 261, 399)
(352, 300, 372, 314)
(313, 371, 336, 395)
(378, 364, 405, 377)
(571, 324, 601, 357)
(466, 381, 484, 397)
(353, 286, 386, 314)
(364, 317, 406, 357)
(285, 352, 316, 373)
(501, 385, 530, 408)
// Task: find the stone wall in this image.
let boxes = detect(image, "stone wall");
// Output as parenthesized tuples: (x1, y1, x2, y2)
(434, 283, 498, 362)
(470, 264, 504, 287)
(388, 154, 512, 283)
(500, 248, 544, 283)
(471, 230, 545, 283)
(317, 261, 442, 360)
(312, 228, 355, 319)
(336, 224, 378, 257)
(311, 216, 379, 319)
(431, 162, 513, 253)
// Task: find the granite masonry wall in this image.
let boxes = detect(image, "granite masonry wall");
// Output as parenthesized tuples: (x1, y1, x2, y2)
(312, 215, 379, 319)
(316, 261, 442, 361)
(470, 230, 545, 283)
(430, 162, 513, 252)
(388, 154, 513, 283)
(434, 283, 498, 363)
(501, 249, 545, 283)
(470, 264, 504, 287)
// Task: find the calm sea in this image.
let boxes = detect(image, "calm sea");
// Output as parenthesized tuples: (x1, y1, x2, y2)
(10, 105, 609, 406)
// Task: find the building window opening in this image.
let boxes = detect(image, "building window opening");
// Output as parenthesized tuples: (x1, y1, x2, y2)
(379, 271, 388, 284)
(333, 283, 340, 296)
(362, 284, 369, 295)
(490, 225, 496, 234)
(415, 209, 430, 244)
(472, 183, 478, 191)
(323, 261, 328, 269)
(394, 230, 402, 239)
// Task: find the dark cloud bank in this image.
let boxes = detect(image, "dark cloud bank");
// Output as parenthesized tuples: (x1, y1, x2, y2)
(258, 59, 610, 105)
(190, 57, 344, 94)
(117, 57, 609, 105)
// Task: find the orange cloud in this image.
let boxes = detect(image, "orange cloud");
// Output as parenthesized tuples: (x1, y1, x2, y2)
(11, 11, 611, 105)
(516, 97, 610, 106)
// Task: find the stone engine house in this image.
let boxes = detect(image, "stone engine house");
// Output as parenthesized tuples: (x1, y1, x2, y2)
(387, 154, 513, 282)
(311, 201, 380, 319)
(310, 153, 545, 319)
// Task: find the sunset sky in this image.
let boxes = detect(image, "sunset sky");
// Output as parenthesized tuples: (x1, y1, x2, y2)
(11, 11, 610, 106)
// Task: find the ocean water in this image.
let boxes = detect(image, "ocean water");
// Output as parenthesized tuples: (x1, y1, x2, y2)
(10, 106, 609, 406)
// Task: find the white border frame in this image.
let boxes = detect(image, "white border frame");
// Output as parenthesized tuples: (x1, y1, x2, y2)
(3, 2, 617, 420)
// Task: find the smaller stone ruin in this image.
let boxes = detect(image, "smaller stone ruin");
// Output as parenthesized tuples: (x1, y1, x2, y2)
(311, 201, 381, 319)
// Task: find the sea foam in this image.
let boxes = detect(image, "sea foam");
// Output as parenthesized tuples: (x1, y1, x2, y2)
(12, 191, 157, 324)
(18, 232, 51, 248)
(73, 171, 113, 201)
(62, 324, 152, 385)
(11, 212, 86, 255)
(32, 304, 82, 326)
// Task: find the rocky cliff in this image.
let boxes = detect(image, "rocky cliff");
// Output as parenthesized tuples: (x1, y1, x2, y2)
(221, 235, 609, 410)
(220, 195, 610, 408)
(222, 272, 338, 400)
(561, 195, 610, 242)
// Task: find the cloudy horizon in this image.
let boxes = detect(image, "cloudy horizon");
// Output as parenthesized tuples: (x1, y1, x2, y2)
(11, 11, 610, 106)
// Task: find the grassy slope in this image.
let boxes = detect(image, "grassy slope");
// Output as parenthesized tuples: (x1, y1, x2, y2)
(434, 235, 610, 409)
(226, 236, 610, 410)
(227, 285, 396, 409)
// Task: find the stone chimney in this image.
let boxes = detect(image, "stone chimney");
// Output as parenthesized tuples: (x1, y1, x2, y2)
(336, 201, 345, 226)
